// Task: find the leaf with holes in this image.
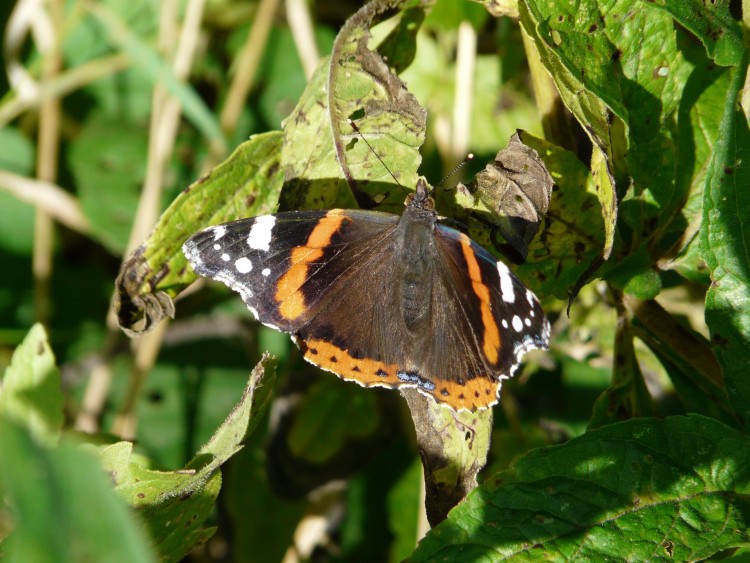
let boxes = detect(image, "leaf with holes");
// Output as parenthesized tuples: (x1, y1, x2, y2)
(521, 0, 697, 247)
(323, 0, 429, 210)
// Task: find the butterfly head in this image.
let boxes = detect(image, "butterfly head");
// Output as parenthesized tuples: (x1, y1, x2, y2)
(405, 178, 435, 212)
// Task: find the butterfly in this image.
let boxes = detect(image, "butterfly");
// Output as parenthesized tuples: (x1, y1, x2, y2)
(183, 179, 549, 411)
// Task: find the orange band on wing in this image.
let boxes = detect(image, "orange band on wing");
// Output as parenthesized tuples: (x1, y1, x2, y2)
(275, 210, 347, 320)
(299, 337, 500, 411)
(459, 234, 501, 366)
(299, 338, 401, 386)
(433, 377, 499, 410)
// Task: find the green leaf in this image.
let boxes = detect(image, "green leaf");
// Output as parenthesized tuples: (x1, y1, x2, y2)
(0, 418, 156, 563)
(68, 111, 147, 254)
(590, 144, 617, 261)
(521, 0, 698, 243)
(287, 377, 380, 464)
(0, 324, 63, 444)
(659, 42, 729, 282)
(387, 458, 423, 561)
(605, 247, 662, 300)
(376, 6, 426, 74)
(518, 2, 611, 155)
(647, 0, 744, 66)
(99, 356, 276, 562)
(402, 389, 493, 526)
(0, 127, 36, 255)
(100, 440, 220, 563)
(114, 131, 284, 334)
(700, 50, 750, 431)
(279, 60, 360, 211)
(410, 415, 750, 561)
(279, 0, 430, 213)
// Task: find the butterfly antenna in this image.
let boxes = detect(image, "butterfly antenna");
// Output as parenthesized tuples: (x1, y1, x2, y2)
(347, 119, 403, 188)
(437, 153, 475, 190)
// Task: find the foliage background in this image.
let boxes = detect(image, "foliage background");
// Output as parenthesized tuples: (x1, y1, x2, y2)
(1, 0, 749, 561)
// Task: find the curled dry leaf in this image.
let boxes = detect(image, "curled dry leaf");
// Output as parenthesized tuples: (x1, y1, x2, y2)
(459, 132, 553, 262)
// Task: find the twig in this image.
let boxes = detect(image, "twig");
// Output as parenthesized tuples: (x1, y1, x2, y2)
(286, 0, 319, 79)
(0, 171, 90, 234)
(0, 54, 131, 128)
(110, 0, 206, 438)
(33, 0, 64, 326)
(208, 0, 280, 167)
(451, 21, 475, 167)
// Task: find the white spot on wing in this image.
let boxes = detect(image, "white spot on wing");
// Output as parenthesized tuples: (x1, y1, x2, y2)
(512, 315, 523, 332)
(262, 268, 271, 277)
(526, 289, 535, 307)
(525, 317, 531, 327)
(497, 261, 515, 303)
(182, 239, 203, 269)
(221, 253, 230, 262)
(235, 257, 252, 273)
(212, 225, 227, 240)
(502, 319, 509, 329)
(247, 215, 276, 251)
(213, 243, 221, 250)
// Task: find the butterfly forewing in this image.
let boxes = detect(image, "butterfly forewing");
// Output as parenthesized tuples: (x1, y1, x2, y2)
(183, 209, 400, 332)
(434, 225, 549, 371)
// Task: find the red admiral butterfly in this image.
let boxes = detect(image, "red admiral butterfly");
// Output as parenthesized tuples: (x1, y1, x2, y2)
(183, 179, 549, 411)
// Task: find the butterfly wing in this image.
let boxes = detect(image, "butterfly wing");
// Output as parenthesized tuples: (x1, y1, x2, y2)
(183, 209, 400, 332)
(407, 225, 550, 410)
(184, 209, 549, 411)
